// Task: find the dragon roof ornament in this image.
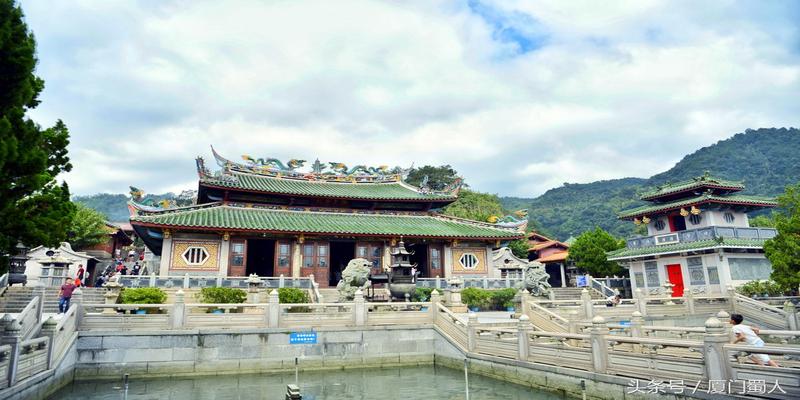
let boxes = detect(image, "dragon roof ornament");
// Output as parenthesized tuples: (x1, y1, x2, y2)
(201, 146, 458, 196)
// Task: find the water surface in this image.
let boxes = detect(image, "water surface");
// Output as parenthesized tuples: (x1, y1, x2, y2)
(51, 365, 564, 399)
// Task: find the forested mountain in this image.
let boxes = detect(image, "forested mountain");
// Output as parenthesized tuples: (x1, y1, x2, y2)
(501, 127, 800, 240)
(73, 193, 179, 222)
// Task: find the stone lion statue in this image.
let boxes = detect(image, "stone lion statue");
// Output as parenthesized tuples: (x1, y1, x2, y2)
(336, 258, 372, 301)
(523, 261, 552, 297)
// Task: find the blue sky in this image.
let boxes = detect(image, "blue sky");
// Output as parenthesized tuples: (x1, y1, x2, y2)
(19, 0, 800, 197)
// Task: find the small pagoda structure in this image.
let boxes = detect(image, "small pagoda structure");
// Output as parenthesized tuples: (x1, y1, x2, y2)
(387, 239, 416, 300)
(129, 147, 524, 287)
(608, 173, 778, 296)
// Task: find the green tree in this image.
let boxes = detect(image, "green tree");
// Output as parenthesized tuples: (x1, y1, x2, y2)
(749, 213, 776, 228)
(507, 238, 529, 259)
(69, 203, 109, 250)
(764, 183, 800, 290)
(567, 227, 625, 277)
(0, 0, 75, 272)
(442, 190, 504, 222)
(405, 165, 459, 190)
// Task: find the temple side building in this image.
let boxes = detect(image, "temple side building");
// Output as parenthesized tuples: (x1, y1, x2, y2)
(608, 174, 778, 296)
(129, 148, 525, 287)
(526, 232, 572, 287)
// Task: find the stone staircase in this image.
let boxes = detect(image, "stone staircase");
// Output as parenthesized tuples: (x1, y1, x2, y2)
(549, 287, 605, 301)
(317, 288, 341, 303)
(0, 286, 106, 313)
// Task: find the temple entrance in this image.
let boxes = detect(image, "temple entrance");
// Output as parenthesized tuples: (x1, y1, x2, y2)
(246, 239, 275, 276)
(409, 243, 428, 278)
(545, 263, 563, 287)
(329, 241, 356, 286)
(666, 264, 684, 297)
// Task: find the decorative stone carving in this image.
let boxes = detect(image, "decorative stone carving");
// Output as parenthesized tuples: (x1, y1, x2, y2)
(522, 261, 551, 296)
(336, 258, 372, 301)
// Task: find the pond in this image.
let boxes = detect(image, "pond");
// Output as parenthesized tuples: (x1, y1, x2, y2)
(50, 364, 565, 399)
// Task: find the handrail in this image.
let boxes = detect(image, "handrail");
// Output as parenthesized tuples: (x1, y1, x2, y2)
(587, 275, 617, 298)
(436, 303, 467, 325)
(0, 273, 8, 296)
(528, 302, 569, 324)
(734, 293, 787, 317)
(16, 296, 41, 340)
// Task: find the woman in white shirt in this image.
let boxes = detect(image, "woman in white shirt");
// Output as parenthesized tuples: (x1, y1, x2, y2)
(729, 313, 779, 367)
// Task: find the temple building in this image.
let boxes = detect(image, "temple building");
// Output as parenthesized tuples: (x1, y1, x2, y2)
(129, 148, 525, 287)
(526, 232, 572, 287)
(607, 174, 778, 296)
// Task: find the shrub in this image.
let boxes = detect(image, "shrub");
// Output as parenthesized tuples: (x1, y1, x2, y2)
(196, 287, 247, 304)
(413, 287, 433, 302)
(461, 288, 492, 309)
(119, 288, 167, 304)
(736, 280, 787, 297)
(491, 288, 517, 310)
(278, 288, 310, 304)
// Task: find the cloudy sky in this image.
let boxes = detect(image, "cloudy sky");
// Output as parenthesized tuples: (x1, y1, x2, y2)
(21, 0, 800, 197)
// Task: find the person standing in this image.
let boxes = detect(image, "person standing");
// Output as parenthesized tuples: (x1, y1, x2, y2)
(76, 264, 85, 287)
(730, 313, 779, 367)
(58, 278, 76, 314)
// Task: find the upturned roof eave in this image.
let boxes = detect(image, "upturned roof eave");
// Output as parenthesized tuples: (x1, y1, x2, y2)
(617, 196, 777, 220)
(607, 243, 766, 261)
(198, 181, 458, 203)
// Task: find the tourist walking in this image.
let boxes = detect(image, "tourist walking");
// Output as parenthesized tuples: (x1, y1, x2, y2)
(76, 264, 85, 287)
(606, 294, 621, 307)
(94, 273, 106, 288)
(729, 313, 779, 367)
(132, 262, 141, 275)
(58, 278, 76, 314)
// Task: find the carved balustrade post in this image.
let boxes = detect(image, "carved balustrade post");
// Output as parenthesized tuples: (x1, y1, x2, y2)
(581, 289, 593, 319)
(684, 290, 695, 314)
(519, 289, 531, 320)
(268, 289, 280, 328)
(41, 316, 57, 368)
(149, 272, 157, 287)
(2, 320, 22, 386)
(183, 273, 190, 289)
(634, 288, 647, 317)
(429, 289, 441, 323)
(171, 289, 186, 329)
(517, 315, 531, 361)
(467, 312, 478, 352)
(353, 289, 366, 326)
(703, 316, 731, 382)
(589, 316, 609, 374)
(72, 288, 84, 328)
(783, 301, 798, 331)
(630, 311, 643, 353)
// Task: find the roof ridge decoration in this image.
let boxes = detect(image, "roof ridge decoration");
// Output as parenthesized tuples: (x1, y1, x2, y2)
(198, 146, 462, 197)
(641, 172, 745, 200)
(127, 186, 201, 217)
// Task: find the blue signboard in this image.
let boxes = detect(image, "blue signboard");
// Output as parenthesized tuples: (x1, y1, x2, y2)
(576, 275, 588, 287)
(618, 320, 631, 327)
(289, 331, 317, 345)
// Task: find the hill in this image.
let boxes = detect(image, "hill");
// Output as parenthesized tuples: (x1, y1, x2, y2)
(501, 127, 800, 240)
(73, 192, 180, 222)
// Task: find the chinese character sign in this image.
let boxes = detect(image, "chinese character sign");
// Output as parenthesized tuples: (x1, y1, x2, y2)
(289, 332, 318, 345)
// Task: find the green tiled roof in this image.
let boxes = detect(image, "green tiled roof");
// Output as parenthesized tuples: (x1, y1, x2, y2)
(618, 194, 777, 219)
(607, 238, 767, 260)
(201, 171, 456, 201)
(640, 176, 744, 200)
(131, 204, 521, 239)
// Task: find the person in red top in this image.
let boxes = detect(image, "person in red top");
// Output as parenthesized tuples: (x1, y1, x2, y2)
(76, 264, 85, 287)
(58, 278, 76, 314)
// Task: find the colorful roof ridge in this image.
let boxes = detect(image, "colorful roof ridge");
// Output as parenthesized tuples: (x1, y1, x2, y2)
(639, 173, 744, 201)
(607, 237, 767, 260)
(129, 203, 523, 240)
(618, 194, 776, 219)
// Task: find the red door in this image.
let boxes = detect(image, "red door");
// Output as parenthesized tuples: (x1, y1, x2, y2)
(665, 264, 684, 297)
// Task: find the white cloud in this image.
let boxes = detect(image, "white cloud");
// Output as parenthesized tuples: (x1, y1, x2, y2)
(19, 0, 800, 197)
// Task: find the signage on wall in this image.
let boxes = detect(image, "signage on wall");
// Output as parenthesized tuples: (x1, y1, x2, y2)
(576, 275, 588, 287)
(289, 331, 317, 345)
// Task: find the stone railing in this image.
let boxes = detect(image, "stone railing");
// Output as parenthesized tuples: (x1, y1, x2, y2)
(732, 292, 793, 330)
(0, 273, 8, 297)
(80, 289, 435, 331)
(625, 226, 778, 249)
(13, 296, 43, 340)
(117, 274, 313, 290)
(416, 277, 522, 290)
(586, 274, 618, 298)
(432, 306, 799, 399)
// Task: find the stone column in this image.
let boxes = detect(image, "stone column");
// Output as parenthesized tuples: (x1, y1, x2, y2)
(171, 290, 185, 329)
(467, 312, 478, 352)
(443, 245, 454, 279)
(684, 290, 695, 314)
(560, 264, 566, 288)
(268, 289, 280, 328)
(517, 315, 531, 361)
(291, 241, 301, 278)
(40, 316, 57, 368)
(382, 246, 391, 272)
(218, 238, 230, 277)
(581, 289, 593, 319)
(159, 236, 173, 276)
(72, 288, 84, 328)
(703, 316, 731, 381)
(634, 288, 647, 317)
(784, 301, 798, 331)
(2, 320, 22, 386)
(630, 311, 643, 353)
(589, 316, 609, 374)
(353, 289, 366, 326)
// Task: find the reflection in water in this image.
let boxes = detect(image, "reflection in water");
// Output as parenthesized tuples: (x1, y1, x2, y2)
(51, 365, 564, 399)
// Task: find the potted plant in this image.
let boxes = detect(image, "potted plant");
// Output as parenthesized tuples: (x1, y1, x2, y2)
(196, 287, 247, 313)
(491, 289, 517, 312)
(462, 288, 491, 312)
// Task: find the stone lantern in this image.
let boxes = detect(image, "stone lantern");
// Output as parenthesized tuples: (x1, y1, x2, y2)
(444, 277, 467, 312)
(8, 242, 30, 286)
(246, 273, 263, 304)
